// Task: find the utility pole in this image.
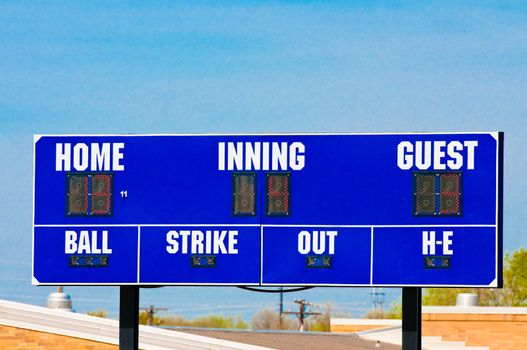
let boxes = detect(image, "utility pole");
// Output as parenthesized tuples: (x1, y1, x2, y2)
(278, 287, 284, 328)
(139, 305, 168, 326)
(371, 288, 386, 313)
(282, 299, 321, 331)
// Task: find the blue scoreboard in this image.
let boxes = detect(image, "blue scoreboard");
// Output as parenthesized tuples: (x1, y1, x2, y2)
(32, 133, 503, 287)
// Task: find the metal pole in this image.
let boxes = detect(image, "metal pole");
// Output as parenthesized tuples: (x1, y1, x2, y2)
(402, 287, 421, 350)
(120, 286, 140, 350)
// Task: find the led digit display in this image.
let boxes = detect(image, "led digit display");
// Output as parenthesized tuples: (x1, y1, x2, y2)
(413, 172, 462, 216)
(439, 173, 462, 215)
(266, 173, 290, 216)
(66, 173, 112, 216)
(67, 175, 88, 215)
(91, 174, 112, 215)
(232, 173, 256, 216)
(413, 173, 436, 215)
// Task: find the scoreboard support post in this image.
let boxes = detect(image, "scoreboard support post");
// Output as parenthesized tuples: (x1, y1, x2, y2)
(402, 287, 422, 350)
(119, 286, 140, 350)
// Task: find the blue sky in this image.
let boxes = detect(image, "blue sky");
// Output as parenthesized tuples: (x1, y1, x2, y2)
(1, 2, 526, 133)
(0, 1, 526, 312)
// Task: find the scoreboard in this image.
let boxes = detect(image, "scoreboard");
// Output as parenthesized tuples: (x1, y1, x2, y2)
(32, 133, 503, 287)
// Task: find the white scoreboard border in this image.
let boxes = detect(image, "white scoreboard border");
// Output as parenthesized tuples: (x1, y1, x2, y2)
(32, 132, 502, 287)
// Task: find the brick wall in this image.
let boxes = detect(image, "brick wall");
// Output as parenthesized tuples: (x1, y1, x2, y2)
(422, 313, 527, 350)
(0, 325, 117, 350)
(331, 311, 527, 350)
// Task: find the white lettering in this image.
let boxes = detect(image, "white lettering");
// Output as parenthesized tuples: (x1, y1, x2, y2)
(213, 230, 228, 254)
(298, 231, 310, 254)
(272, 142, 288, 171)
(312, 231, 326, 254)
(227, 142, 243, 171)
(326, 231, 338, 254)
(101, 230, 112, 254)
(397, 140, 479, 170)
(415, 141, 432, 170)
(422, 230, 454, 256)
(289, 142, 305, 170)
(422, 230, 436, 255)
(245, 142, 261, 170)
(91, 230, 101, 254)
(56, 143, 71, 171)
(64, 230, 112, 254)
(218, 142, 225, 171)
(443, 231, 454, 255)
(397, 142, 413, 170)
(78, 230, 91, 254)
(433, 141, 446, 170)
(219, 142, 305, 171)
(191, 230, 204, 254)
(166, 231, 179, 253)
(73, 143, 89, 171)
(165, 230, 239, 255)
(56, 142, 125, 172)
(90, 143, 111, 171)
(205, 229, 212, 254)
(228, 231, 238, 254)
(112, 143, 125, 171)
(65, 230, 77, 254)
(464, 141, 478, 170)
(447, 141, 463, 170)
(297, 230, 338, 255)
(262, 142, 270, 171)
(180, 230, 191, 254)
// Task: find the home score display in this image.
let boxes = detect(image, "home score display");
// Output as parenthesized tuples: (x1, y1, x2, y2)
(32, 133, 503, 287)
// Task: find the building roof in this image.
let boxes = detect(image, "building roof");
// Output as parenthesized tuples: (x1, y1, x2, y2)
(0, 299, 272, 350)
(178, 328, 401, 350)
(0, 299, 397, 349)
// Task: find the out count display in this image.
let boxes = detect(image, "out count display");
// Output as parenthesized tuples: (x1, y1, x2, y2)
(33, 133, 503, 287)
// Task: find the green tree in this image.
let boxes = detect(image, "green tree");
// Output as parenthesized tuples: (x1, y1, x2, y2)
(86, 309, 108, 318)
(423, 248, 527, 306)
(363, 308, 386, 319)
(362, 301, 402, 319)
(386, 300, 402, 319)
(306, 304, 333, 332)
(139, 310, 163, 325)
(139, 313, 248, 329)
(192, 315, 248, 329)
(503, 248, 527, 306)
(251, 309, 297, 330)
(422, 288, 469, 306)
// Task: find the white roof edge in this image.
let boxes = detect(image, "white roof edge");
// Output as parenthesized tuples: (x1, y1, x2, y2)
(0, 299, 275, 350)
(422, 305, 527, 314)
(331, 306, 527, 317)
(331, 318, 401, 326)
